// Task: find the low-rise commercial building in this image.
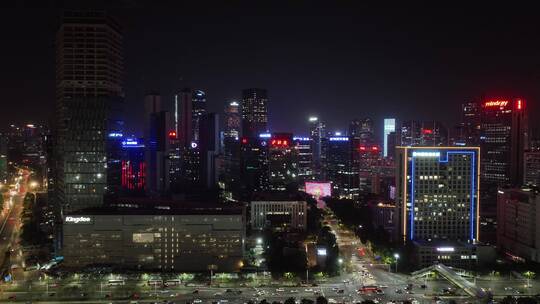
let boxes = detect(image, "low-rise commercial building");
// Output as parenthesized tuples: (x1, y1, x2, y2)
(250, 200, 307, 231)
(62, 204, 245, 272)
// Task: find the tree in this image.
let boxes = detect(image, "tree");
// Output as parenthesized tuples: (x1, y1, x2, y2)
(361, 301, 376, 304)
(284, 298, 296, 304)
(301, 299, 314, 304)
(500, 296, 517, 304)
(259, 300, 269, 304)
(517, 297, 537, 304)
(316, 296, 328, 304)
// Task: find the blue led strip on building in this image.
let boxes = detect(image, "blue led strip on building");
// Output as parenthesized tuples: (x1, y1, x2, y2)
(409, 150, 477, 241)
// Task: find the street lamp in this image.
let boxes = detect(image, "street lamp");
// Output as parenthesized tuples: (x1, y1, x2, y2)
(393, 253, 400, 273)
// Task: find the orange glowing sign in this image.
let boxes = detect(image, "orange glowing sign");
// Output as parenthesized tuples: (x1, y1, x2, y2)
(484, 100, 509, 108)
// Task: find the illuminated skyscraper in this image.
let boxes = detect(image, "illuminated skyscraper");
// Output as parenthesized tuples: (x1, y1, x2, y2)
(268, 133, 298, 191)
(396, 147, 480, 242)
(224, 100, 241, 140)
(309, 116, 325, 177)
(396, 147, 480, 268)
(191, 89, 207, 142)
(480, 98, 528, 185)
(241, 88, 268, 138)
(383, 118, 396, 157)
(55, 11, 124, 212)
(293, 137, 313, 183)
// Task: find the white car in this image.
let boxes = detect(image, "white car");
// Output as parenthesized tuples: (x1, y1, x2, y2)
(193, 299, 202, 304)
(276, 288, 285, 292)
(304, 288, 313, 292)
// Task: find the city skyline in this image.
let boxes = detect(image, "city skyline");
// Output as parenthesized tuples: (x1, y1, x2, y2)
(1, 4, 540, 136)
(3, 4, 540, 303)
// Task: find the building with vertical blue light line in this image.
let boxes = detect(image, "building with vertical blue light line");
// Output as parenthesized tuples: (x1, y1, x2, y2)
(396, 146, 483, 268)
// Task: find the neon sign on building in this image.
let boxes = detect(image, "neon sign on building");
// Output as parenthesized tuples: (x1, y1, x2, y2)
(484, 100, 509, 108)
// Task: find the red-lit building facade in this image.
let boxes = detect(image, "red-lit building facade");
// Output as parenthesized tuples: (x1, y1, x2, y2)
(121, 139, 146, 196)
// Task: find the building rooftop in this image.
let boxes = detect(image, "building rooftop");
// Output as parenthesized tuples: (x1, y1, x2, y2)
(66, 199, 244, 216)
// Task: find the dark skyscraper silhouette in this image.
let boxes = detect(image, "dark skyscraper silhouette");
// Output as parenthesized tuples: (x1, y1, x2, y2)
(54, 11, 124, 212)
(241, 88, 268, 138)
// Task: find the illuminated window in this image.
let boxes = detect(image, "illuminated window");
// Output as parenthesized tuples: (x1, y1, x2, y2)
(133, 233, 155, 243)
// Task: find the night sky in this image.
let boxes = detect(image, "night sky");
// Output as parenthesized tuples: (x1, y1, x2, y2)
(1, 3, 540, 138)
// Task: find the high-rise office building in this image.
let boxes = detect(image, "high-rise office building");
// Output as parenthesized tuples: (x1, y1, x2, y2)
(293, 137, 313, 183)
(400, 121, 448, 147)
(322, 136, 359, 199)
(454, 101, 481, 146)
(268, 133, 298, 191)
(480, 98, 528, 186)
(358, 143, 383, 192)
(524, 152, 540, 186)
(239, 136, 269, 197)
(386, 131, 397, 159)
(309, 117, 325, 178)
(396, 147, 480, 268)
(349, 118, 374, 143)
(199, 113, 220, 189)
(55, 11, 124, 212)
(144, 94, 171, 197)
(396, 147, 480, 242)
(175, 88, 193, 148)
(497, 187, 540, 263)
(383, 118, 396, 157)
(241, 88, 268, 138)
(191, 89, 207, 142)
(224, 100, 241, 140)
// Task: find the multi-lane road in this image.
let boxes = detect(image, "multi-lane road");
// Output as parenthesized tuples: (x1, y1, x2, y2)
(0, 174, 25, 276)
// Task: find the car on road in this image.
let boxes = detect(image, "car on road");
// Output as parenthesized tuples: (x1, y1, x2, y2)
(395, 289, 403, 294)
(193, 299, 202, 303)
(304, 288, 313, 292)
(276, 288, 285, 292)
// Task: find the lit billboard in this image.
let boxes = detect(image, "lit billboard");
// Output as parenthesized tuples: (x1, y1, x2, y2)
(305, 182, 332, 198)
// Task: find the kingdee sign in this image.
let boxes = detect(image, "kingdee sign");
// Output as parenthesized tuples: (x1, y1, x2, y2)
(64, 216, 92, 224)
